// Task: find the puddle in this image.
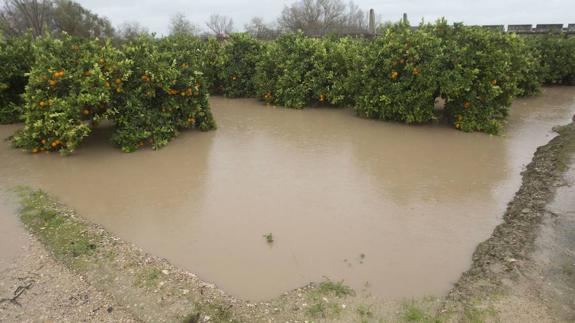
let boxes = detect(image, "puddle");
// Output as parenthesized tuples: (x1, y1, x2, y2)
(0, 87, 574, 301)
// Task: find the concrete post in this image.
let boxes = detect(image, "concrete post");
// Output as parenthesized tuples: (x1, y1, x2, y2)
(369, 9, 376, 34)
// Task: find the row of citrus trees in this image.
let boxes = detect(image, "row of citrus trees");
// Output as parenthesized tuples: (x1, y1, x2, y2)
(1, 23, 574, 154)
(161, 22, 574, 135)
(1, 34, 216, 154)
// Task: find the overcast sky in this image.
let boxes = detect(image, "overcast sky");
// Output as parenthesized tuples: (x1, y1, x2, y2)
(75, 0, 574, 35)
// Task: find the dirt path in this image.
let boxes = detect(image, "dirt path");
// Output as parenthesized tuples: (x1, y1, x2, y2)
(0, 230, 138, 322)
(0, 121, 574, 323)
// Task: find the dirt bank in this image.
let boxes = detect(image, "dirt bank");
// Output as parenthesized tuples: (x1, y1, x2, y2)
(1, 120, 574, 322)
(0, 230, 137, 322)
(448, 121, 575, 322)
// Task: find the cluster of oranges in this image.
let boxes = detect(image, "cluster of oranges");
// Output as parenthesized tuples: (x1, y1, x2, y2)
(141, 74, 151, 82)
(263, 92, 273, 100)
(52, 69, 65, 78)
(32, 139, 62, 153)
(187, 117, 196, 125)
(167, 87, 197, 97)
(391, 71, 399, 80)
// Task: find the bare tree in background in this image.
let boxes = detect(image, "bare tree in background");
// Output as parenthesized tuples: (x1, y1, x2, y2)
(205, 14, 233, 36)
(117, 21, 148, 41)
(343, 1, 367, 33)
(278, 0, 345, 36)
(169, 12, 199, 36)
(0, 0, 51, 37)
(278, 0, 374, 36)
(244, 17, 278, 40)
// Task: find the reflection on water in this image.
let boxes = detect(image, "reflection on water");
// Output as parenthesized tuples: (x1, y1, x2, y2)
(0, 87, 574, 301)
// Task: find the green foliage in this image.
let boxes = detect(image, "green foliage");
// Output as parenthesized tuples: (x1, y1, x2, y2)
(317, 280, 354, 297)
(263, 233, 274, 244)
(0, 35, 33, 123)
(12, 35, 126, 154)
(111, 35, 216, 152)
(254, 32, 333, 109)
(160, 34, 225, 95)
(437, 24, 520, 134)
(11, 34, 215, 155)
(220, 33, 262, 97)
(527, 34, 575, 85)
(355, 26, 443, 124)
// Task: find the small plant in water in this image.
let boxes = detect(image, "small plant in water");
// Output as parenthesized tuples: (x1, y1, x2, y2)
(263, 233, 274, 244)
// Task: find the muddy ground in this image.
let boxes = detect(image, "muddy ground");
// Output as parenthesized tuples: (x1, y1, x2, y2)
(1, 121, 574, 323)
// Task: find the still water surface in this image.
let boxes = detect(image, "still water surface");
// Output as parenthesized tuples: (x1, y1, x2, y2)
(1, 87, 574, 301)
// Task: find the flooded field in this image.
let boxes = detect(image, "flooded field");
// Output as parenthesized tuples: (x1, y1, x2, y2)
(1, 87, 574, 302)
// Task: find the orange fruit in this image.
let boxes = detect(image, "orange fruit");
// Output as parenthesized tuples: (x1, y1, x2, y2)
(83, 109, 90, 115)
(32, 148, 39, 153)
(39, 100, 46, 108)
(464, 101, 471, 109)
(104, 81, 110, 88)
(490, 80, 497, 86)
(48, 80, 57, 87)
(391, 71, 399, 79)
(115, 78, 122, 85)
(412, 67, 420, 76)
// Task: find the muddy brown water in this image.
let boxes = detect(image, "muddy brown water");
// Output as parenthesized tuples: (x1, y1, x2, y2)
(1, 87, 574, 301)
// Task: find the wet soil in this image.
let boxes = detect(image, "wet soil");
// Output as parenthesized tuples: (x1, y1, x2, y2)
(1, 87, 574, 301)
(0, 225, 137, 322)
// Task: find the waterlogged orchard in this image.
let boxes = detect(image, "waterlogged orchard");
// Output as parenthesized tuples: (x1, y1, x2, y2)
(1, 21, 575, 155)
(2, 17, 575, 317)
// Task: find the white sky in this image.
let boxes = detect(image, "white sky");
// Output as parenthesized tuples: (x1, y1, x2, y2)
(75, 0, 575, 35)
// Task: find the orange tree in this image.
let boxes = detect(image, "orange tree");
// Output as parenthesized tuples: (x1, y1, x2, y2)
(354, 26, 443, 123)
(254, 33, 365, 109)
(322, 36, 367, 107)
(0, 35, 34, 124)
(435, 23, 521, 134)
(109, 35, 216, 152)
(220, 33, 262, 97)
(12, 34, 216, 155)
(159, 34, 225, 95)
(510, 35, 543, 97)
(527, 34, 575, 85)
(12, 35, 130, 155)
